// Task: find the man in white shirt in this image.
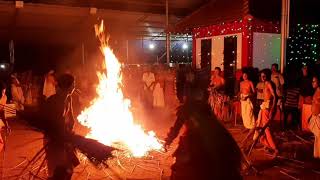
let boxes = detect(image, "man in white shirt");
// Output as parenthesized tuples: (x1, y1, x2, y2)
(142, 66, 155, 108)
(11, 75, 25, 111)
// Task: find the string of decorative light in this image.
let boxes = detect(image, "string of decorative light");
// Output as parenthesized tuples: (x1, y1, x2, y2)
(287, 24, 320, 65)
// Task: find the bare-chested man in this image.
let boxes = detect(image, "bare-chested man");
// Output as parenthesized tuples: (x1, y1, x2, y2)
(309, 76, 320, 158)
(256, 69, 278, 155)
(240, 72, 256, 130)
(210, 67, 225, 91)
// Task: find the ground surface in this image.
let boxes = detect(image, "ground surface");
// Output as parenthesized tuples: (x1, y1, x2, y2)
(1, 105, 320, 180)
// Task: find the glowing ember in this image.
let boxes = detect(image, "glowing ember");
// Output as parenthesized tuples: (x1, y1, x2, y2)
(77, 21, 162, 157)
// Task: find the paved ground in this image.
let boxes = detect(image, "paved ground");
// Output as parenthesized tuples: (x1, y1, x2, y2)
(1, 104, 320, 180)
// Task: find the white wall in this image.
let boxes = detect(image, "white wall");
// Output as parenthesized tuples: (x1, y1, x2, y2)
(253, 33, 281, 69)
(195, 33, 242, 70)
(211, 36, 225, 70)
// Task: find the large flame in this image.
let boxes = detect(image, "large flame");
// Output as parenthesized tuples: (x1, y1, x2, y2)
(77, 21, 162, 157)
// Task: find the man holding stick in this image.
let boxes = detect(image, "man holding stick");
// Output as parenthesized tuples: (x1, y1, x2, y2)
(42, 74, 79, 180)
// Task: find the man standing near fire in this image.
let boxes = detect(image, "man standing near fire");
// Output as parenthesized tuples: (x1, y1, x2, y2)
(256, 69, 278, 155)
(164, 78, 241, 180)
(308, 75, 320, 159)
(42, 74, 79, 180)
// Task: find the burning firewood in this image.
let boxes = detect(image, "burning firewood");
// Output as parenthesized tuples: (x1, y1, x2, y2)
(69, 134, 118, 165)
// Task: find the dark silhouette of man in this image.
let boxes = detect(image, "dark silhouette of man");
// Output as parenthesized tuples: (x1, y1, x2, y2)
(42, 74, 79, 180)
(165, 80, 242, 180)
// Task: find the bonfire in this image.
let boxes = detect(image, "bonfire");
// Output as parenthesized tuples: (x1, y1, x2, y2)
(77, 21, 163, 157)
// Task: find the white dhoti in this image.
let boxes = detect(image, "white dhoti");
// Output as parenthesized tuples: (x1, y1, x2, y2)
(240, 94, 255, 129)
(153, 83, 165, 108)
(309, 114, 320, 158)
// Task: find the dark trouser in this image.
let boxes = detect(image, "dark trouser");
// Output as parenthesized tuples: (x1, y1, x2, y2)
(45, 139, 79, 180)
(176, 85, 184, 103)
(283, 107, 300, 130)
(170, 137, 241, 180)
(49, 166, 72, 180)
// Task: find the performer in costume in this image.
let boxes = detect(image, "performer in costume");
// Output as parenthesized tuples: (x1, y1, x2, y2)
(208, 67, 227, 122)
(165, 79, 241, 180)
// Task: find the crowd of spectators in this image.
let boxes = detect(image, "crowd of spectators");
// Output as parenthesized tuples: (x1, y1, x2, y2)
(0, 61, 319, 159)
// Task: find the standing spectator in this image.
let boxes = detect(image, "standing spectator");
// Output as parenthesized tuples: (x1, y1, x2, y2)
(256, 75, 265, 114)
(176, 64, 186, 103)
(256, 69, 278, 155)
(43, 70, 56, 99)
(239, 71, 256, 130)
(11, 75, 25, 111)
(299, 66, 314, 108)
(25, 70, 33, 106)
(271, 63, 284, 105)
(185, 66, 195, 98)
(252, 68, 260, 86)
(142, 66, 155, 108)
(283, 80, 300, 130)
(0, 82, 9, 152)
(153, 74, 165, 108)
(309, 75, 320, 159)
(31, 76, 42, 106)
(164, 68, 178, 109)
